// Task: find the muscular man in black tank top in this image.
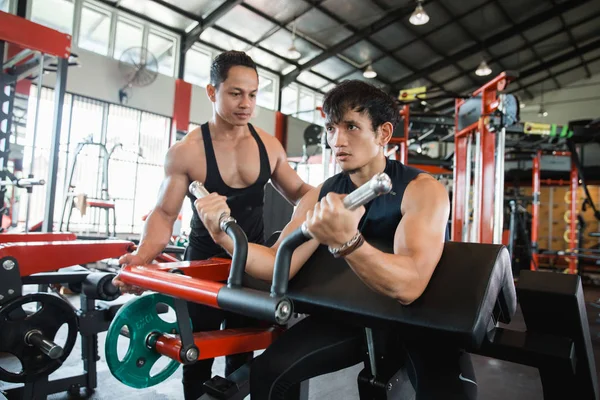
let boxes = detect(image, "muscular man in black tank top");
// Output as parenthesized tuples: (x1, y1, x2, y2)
(113, 51, 312, 399)
(196, 80, 477, 399)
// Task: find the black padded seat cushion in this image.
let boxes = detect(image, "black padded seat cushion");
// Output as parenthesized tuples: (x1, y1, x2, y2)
(286, 241, 517, 350)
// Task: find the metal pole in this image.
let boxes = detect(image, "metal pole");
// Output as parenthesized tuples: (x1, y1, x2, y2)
(471, 131, 482, 242)
(25, 53, 45, 232)
(493, 127, 506, 244)
(401, 105, 409, 164)
(530, 151, 541, 271)
(42, 58, 68, 233)
(548, 187, 554, 250)
(569, 159, 578, 274)
(2, 49, 34, 70)
(463, 133, 472, 242)
(508, 199, 517, 257)
(321, 129, 329, 181)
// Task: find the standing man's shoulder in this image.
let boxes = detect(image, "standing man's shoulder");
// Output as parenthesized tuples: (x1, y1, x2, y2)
(253, 126, 286, 158)
(165, 127, 205, 174)
(252, 125, 314, 204)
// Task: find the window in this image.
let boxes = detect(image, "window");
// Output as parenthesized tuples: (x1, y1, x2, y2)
(298, 90, 315, 122)
(0, 0, 10, 13)
(19, 86, 171, 234)
(106, 105, 140, 232)
(78, 3, 111, 56)
(147, 30, 177, 76)
(30, 0, 74, 34)
(133, 112, 169, 231)
(185, 47, 212, 87)
(257, 71, 277, 111)
(113, 17, 144, 61)
(281, 85, 298, 116)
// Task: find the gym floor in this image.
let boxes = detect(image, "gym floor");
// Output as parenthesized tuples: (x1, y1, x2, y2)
(2, 284, 599, 400)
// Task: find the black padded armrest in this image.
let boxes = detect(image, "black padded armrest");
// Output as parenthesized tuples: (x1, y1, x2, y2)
(286, 241, 516, 350)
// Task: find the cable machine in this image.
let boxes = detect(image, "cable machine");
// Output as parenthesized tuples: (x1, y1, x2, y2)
(0, 10, 71, 232)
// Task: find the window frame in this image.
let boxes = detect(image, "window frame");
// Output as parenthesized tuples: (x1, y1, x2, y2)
(147, 27, 180, 78)
(256, 67, 280, 111)
(76, 0, 113, 56)
(27, 0, 77, 36)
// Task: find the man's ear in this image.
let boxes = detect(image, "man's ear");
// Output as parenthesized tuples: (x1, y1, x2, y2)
(206, 84, 217, 103)
(378, 121, 394, 146)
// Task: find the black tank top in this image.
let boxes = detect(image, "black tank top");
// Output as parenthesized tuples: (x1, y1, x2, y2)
(318, 158, 424, 248)
(187, 122, 271, 258)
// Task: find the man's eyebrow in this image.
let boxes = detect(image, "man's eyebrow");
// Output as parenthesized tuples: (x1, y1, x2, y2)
(325, 119, 360, 126)
(230, 87, 257, 92)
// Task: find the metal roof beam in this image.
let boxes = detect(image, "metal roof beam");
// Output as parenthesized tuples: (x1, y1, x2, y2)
(435, 0, 533, 99)
(390, 0, 592, 91)
(280, 1, 432, 87)
(493, 0, 560, 91)
(183, 0, 243, 53)
(332, 0, 497, 83)
(549, 0, 592, 79)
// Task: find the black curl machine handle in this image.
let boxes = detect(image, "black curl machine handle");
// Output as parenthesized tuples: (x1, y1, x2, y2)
(189, 181, 293, 324)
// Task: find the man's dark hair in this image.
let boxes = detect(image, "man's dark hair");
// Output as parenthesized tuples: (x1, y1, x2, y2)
(322, 80, 400, 132)
(210, 51, 258, 88)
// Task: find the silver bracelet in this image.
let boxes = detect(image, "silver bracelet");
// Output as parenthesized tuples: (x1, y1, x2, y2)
(328, 231, 362, 256)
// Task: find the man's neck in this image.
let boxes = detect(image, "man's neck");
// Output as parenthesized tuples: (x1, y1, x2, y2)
(209, 114, 248, 141)
(349, 153, 387, 188)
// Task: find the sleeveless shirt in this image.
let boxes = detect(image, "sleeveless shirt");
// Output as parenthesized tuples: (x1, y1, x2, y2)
(187, 122, 271, 258)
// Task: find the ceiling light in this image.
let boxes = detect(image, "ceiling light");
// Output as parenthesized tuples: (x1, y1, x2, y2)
(409, 1, 430, 26)
(288, 19, 302, 60)
(538, 106, 548, 117)
(287, 44, 301, 60)
(363, 64, 377, 79)
(475, 60, 492, 76)
(520, 102, 525, 109)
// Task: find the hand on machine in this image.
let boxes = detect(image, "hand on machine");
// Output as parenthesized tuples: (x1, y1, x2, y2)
(103, 174, 392, 391)
(112, 253, 147, 296)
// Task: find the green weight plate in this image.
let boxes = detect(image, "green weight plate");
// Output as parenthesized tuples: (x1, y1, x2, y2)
(105, 293, 181, 388)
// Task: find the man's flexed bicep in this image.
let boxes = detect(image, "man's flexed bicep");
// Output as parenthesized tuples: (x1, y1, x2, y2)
(393, 175, 450, 298)
(154, 145, 192, 220)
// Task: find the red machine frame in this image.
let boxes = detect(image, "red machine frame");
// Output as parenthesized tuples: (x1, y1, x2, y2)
(0, 11, 72, 58)
(0, 236, 280, 362)
(452, 72, 516, 243)
(530, 150, 578, 274)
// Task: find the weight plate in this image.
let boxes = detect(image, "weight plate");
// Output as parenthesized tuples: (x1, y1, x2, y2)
(105, 293, 181, 388)
(0, 293, 78, 383)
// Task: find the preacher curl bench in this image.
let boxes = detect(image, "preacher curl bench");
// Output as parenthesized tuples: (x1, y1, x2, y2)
(108, 175, 598, 400)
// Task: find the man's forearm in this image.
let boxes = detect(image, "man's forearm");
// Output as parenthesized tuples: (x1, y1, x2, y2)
(295, 183, 313, 204)
(344, 242, 421, 305)
(136, 210, 176, 263)
(217, 236, 277, 281)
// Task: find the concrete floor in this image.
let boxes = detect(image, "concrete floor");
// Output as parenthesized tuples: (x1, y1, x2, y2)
(1, 284, 600, 400)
